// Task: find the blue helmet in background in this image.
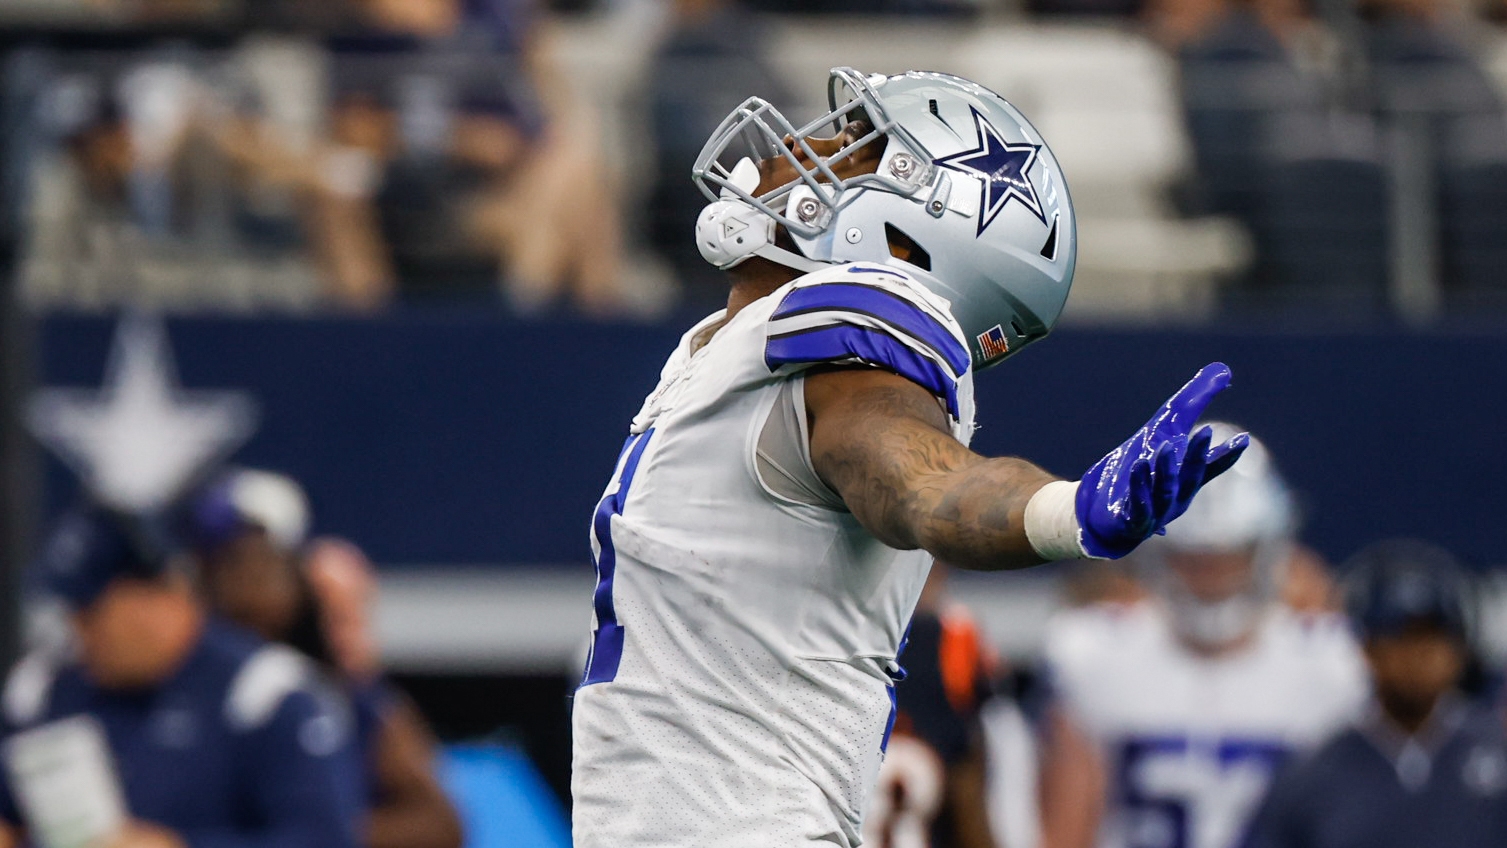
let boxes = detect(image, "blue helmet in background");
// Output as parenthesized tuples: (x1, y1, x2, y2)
(186, 467, 310, 554)
(1342, 539, 1472, 643)
(34, 504, 177, 610)
(693, 67, 1076, 371)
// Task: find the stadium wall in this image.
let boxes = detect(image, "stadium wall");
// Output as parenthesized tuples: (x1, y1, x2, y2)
(35, 313, 1507, 665)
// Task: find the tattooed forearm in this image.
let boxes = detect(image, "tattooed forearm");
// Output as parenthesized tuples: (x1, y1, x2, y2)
(806, 368, 1058, 571)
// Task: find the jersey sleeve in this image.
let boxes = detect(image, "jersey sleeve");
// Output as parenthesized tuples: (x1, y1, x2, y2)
(764, 268, 972, 419)
(185, 676, 363, 848)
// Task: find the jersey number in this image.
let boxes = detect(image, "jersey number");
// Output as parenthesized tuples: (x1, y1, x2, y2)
(581, 429, 654, 687)
(1118, 736, 1288, 848)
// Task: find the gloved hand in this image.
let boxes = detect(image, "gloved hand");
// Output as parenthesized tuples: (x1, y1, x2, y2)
(1076, 363, 1249, 559)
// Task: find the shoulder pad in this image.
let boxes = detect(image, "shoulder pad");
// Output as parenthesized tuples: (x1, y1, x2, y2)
(765, 266, 971, 418)
(224, 645, 312, 732)
(2, 652, 59, 727)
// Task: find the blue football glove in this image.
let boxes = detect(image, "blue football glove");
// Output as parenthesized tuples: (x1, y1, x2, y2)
(1075, 363, 1250, 559)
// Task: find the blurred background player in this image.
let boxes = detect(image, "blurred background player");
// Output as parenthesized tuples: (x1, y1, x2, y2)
(1038, 425, 1365, 848)
(0, 505, 363, 848)
(864, 565, 1000, 848)
(186, 468, 463, 848)
(1247, 540, 1507, 848)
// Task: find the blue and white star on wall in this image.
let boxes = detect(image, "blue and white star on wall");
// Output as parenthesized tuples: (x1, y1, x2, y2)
(933, 107, 1046, 236)
(27, 314, 258, 513)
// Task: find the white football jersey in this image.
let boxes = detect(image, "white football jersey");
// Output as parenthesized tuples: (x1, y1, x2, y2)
(1044, 603, 1367, 848)
(570, 263, 976, 848)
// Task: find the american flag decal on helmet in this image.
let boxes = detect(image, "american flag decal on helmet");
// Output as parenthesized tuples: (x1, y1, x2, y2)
(978, 324, 1011, 361)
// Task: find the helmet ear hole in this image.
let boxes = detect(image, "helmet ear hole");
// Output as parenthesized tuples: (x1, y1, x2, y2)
(884, 223, 931, 272)
(1040, 214, 1060, 260)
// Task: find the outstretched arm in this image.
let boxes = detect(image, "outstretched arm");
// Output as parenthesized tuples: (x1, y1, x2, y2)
(806, 362, 1249, 569)
(806, 367, 1056, 571)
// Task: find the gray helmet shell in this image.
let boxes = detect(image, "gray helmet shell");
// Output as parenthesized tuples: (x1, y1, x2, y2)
(693, 68, 1077, 371)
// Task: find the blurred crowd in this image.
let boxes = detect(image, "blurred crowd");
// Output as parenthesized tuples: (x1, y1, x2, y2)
(3, 0, 1506, 320)
(1154, 0, 1507, 318)
(10, 0, 637, 316)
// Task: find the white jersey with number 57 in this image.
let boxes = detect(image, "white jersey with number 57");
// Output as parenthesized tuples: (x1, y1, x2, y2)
(1044, 603, 1367, 848)
(570, 263, 976, 848)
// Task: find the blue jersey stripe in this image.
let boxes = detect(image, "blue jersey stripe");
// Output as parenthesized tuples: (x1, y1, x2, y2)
(765, 324, 960, 418)
(582, 428, 654, 687)
(881, 684, 898, 753)
(771, 283, 970, 377)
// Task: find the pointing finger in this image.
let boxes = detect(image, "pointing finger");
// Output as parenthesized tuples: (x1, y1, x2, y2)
(1165, 362, 1232, 429)
(1202, 432, 1250, 484)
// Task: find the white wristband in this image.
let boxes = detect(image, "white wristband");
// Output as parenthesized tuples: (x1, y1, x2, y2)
(1024, 480, 1092, 561)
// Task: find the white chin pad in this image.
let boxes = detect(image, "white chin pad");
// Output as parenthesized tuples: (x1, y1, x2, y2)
(696, 198, 774, 269)
(721, 157, 762, 198)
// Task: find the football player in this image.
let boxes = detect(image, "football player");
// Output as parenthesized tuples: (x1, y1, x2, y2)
(570, 67, 1250, 848)
(1038, 426, 1366, 848)
(186, 469, 463, 848)
(863, 565, 1000, 848)
(0, 506, 363, 848)
(1247, 540, 1507, 848)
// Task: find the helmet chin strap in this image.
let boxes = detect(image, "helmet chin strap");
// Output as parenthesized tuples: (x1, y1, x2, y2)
(695, 158, 830, 274)
(753, 239, 829, 274)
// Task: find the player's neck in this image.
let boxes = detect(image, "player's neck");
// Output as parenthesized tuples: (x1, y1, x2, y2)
(725, 258, 800, 321)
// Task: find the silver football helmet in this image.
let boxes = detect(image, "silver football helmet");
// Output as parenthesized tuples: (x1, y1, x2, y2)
(692, 67, 1076, 371)
(1147, 423, 1297, 648)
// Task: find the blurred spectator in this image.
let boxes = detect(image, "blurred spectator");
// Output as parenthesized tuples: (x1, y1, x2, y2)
(17, 0, 640, 315)
(1036, 427, 1366, 848)
(321, 0, 633, 313)
(235, 0, 364, 33)
(1247, 539, 1507, 848)
(745, 0, 979, 15)
(186, 468, 464, 848)
(1147, 0, 1315, 55)
(0, 505, 363, 848)
(1, 0, 233, 24)
(1167, 0, 1390, 317)
(203, 33, 400, 312)
(19, 47, 350, 312)
(1356, 0, 1507, 310)
(865, 566, 1000, 848)
(644, 0, 788, 313)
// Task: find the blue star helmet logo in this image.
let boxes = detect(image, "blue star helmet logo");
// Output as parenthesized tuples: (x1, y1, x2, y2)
(933, 107, 1047, 237)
